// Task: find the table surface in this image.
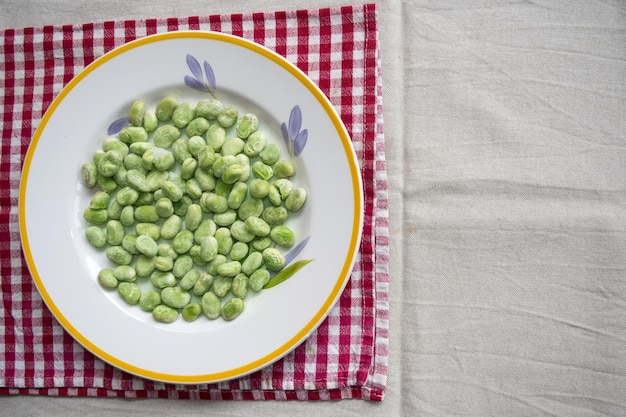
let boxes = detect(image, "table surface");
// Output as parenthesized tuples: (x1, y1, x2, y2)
(3, 0, 625, 415)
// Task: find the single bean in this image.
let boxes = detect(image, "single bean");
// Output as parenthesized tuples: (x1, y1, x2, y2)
(236, 113, 259, 139)
(187, 136, 206, 158)
(157, 242, 178, 259)
(237, 198, 264, 221)
(161, 286, 191, 309)
(186, 178, 203, 200)
(267, 184, 282, 206)
(172, 230, 194, 254)
(134, 205, 159, 223)
(154, 255, 174, 271)
(135, 254, 156, 277)
(153, 150, 175, 172)
(145, 168, 169, 191)
(89, 191, 110, 209)
(155, 96, 178, 121)
(81, 162, 97, 188)
(221, 137, 245, 156)
(243, 131, 267, 157)
(196, 98, 224, 120)
(86, 226, 106, 248)
(171, 138, 192, 163)
(212, 275, 233, 297)
(221, 297, 244, 321)
(216, 261, 241, 277)
(153, 124, 181, 148)
(201, 291, 221, 319)
(245, 216, 271, 237)
(135, 234, 158, 257)
(113, 265, 136, 282)
(200, 192, 228, 214)
(125, 169, 148, 192)
(106, 246, 132, 265)
(284, 187, 307, 212)
(194, 218, 217, 243)
(185, 203, 203, 231)
(227, 182, 248, 210)
(135, 222, 161, 240)
(273, 179, 293, 200)
(155, 197, 174, 218)
(249, 179, 270, 199)
(117, 282, 141, 305)
(251, 236, 272, 252)
(152, 304, 179, 323)
(106, 220, 125, 246)
(173, 196, 193, 217)
(197, 146, 215, 170)
(120, 205, 135, 227)
(273, 160, 296, 178)
(179, 269, 201, 291)
(96, 174, 118, 193)
(121, 234, 139, 255)
(200, 235, 219, 262)
(207, 254, 227, 276)
(262, 247, 286, 271)
(118, 126, 148, 144)
(262, 206, 288, 225)
(182, 303, 202, 322)
(259, 143, 281, 165)
(185, 117, 210, 137)
(214, 179, 233, 198)
(172, 101, 196, 128)
(231, 273, 248, 299)
(139, 290, 161, 312)
(214, 227, 233, 255)
(113, 165, 129, 187)
(151, 271, 176, 289)
(205, 123, 226, 150)
(172, 255, 193, 278)
(98, 268, 118, 289)
(103, 137, 130, 157)
(143, 110, 158, 132)
(212, 155, 237, 178)
(106, 201, 123, 220)
(128, 100, 145, 126)
(135, 192, 153, 206)
(229, 242, 249, 262)
(221, 164, 245, 185)
(180, 157, 198, 180)
(230, 220, 256, 243)
(116, 186, 139, 206)
(248, 268, 270, 291)
(129, 142, 153, 156)
(160, 180, 183, 202)
(194, 167, 216, 191)
(192, 273, 214, 297)
(213, 209, 236, 227)
(216, 106, 238, 128)
(241, 251, 263, 276)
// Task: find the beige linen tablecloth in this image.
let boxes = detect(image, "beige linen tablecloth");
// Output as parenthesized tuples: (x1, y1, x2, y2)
(3, 0, 625, 415)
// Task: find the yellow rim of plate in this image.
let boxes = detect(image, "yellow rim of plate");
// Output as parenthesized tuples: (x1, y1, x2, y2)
(19, 31, 363, 384)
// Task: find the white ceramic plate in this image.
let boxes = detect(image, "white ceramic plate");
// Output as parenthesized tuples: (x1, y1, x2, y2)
(19, 31, 363, 384)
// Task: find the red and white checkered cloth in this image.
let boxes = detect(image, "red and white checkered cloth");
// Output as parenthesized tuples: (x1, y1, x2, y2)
(0, 4, 389, 401)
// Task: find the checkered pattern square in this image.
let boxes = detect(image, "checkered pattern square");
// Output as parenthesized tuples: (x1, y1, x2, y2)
(0, 3, 388, 401)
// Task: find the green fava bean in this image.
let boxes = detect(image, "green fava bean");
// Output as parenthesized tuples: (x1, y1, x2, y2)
(216, 261, 241, 277)
(262, 247, 286, 271)
(215, 179, 233, 198)
(231, 273, 248, 299)
(212, 155, 237, 178)
(212, 275, 233, 297)
(139, 290, 161, 312)
(120, 205, 135, 227)
(227, 182, 248, 210)
(161, 286, 191, 309)
(192, 273, 214, 297)
(172, 230, 194, 254)
(249, 268, 270, 291)
(185, 117, 210, 137)
(116, 186, 139, 206)
(274, 179, 293, 200)
(107, 201, 123, 220)
(121, 234, 139, 255)
(273, 160, 296, 178)
(200, 192, 228, 214)
(172, 255, 193, 278)
(251, 236, 272, 251)
(135, 192, 153, 206)
(207, 254, 227, 275)
(259, 143, 281, 165)
(200, 235, 219, 262)
(252, 161, 274, 181)
(135, 255, 156, 277)
(153, 124, 181, 148)
(81, 162, 97, 188)
(113, 165, 128, 187)
(182, 303, 202, 322)
(106, 246, 132, 265)
(172, 102, 196, 128)
(155, 197, 174, 218)
(117, 282, 141, 305)
(245, 216, 271, 237)
(96, 174, 118, 193)
(161, 180, 184, 202)
(221, 137, 245, 156)
(241, 251, 263, 276)
(205, 124, 226, 150)
(249, 179, 269, 199)
(86, 226, 106, 248)
(143, 110, 158, 132)
(173, 196, 193, 217)
(213, 209, 237, 227)
(270, 225, 295, 247)
(135, 222, 160, 240)
(155, 96, 178, 121)
(103, 137, 130, 157)
(134, 205, 159, 223)
(89, 191, 110, 209)
(154, 255, 174, 271)
(187, 136, 206, 157)
(153, 150, 175, 172)
(151, 271, 176, 289)
(214, 227, 233, 255)
(106, 220, 125, 246)
(185, 203, 203, 231)
(196, 98, 224, 120)
(201, 292, 221, 319)
(268, 184, 282, 206)
(229, 242, 249, 262)
(236, 113, 259, 139)
(230, 220, 256, 243)
(186, 178, 203, 200)
(194, 167, 216, 191)
(118, 126, 148, 144)
(172, 139, 192, 163)
(113, 265, 137, 282)
(161, 214, 182, 240)
(128, 100, 145, 126)
(98, 268, 118, 289)
(179, 269, 201, 291)
(194, 218, 217, 243)
(217, 106, 238, 128)
(180, 157, 198, 180)
(145, 170, 169, 192)
(129, 142, 153, 156)
(243, 131, 267, 157)
(157, 242, 178, 259)
(197, 146, 215, 170)
(263, 206, 288, 225)
(285, 187, 307, 212)
(125, 169, 147, 192)
(238, 198, 264, 221)
(221, 164, 244, 185)
(135, 234, 158, 257)
(222, 297, 244, 321)
(152, 304, 179, 323)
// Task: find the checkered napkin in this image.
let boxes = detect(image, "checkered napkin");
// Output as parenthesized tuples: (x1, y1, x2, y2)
(0, 3, 389, 401)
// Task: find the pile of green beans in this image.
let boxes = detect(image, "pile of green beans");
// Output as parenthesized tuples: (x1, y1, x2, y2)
(81, 96, 307, 323)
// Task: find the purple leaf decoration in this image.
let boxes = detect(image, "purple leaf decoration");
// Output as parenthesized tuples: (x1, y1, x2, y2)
(204, 61, 216, 90)
(186, 54, 203, 81)
(280, 122, 290, 151)
(293, 129, 308, 156)
(282, 235, 311, 269)
(288, 105, 302, 140)
(107, 117, 129, 135)
(184, 75, 207, 92)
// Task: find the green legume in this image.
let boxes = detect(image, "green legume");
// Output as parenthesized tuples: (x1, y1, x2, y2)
(154, 255, 174, 272)
(103, 137, 130, 157)
(284, 187, 307, 212)
(192, 272, 214, 297)
(106, 246, 132, 265)
(182, 302, 202, 322)
(270, 225, 295, 247)
(262, 247, 285, 271)
(249, 268, 270, 291)
(243, 131, 267, 157)
(98, 268, 118, 289)
(222, 137, 245, 156)
(155, 96, 178, 121)
(118, 125, 148, 144)
(172, 255, 193, 278)
(153, 124, 181, 148)
(113, 265, 137, 282)
(143, 110, 158, 132)
(82, 162, 97, 188)
(155, 197, 174, 218)
(230, 220, 256, 243)
(172, 102, 196, 128)
(201, 291, 221, 319)
(121, 234, 139, 255)
(106, 220, 125, 246)
(232, 273, 248, 299)
(245, 216, 271, 237)
(185, 117, 210, 137)
(135, 222, 160, 240)
(241, 251, 263, 276)
(128, 100, 145, 126)
(229, 242, 249, 261)
(196, 98, 224, 120)
(135, 255, 155, 277)
(151, 271, 176, 289)
(179, 269, 200, 291)
(212, 275, 233, 297)
(185, 203, 203, 231)
(236, 113, 258, 139)
(207, 254, 227, 276)
(172, 138, 192, 163)
(139, 290, 161, 311)
(215, 227, 233, 255)
(217, 106, 238, 128)
(135, 234, 158, 257)
(119, 205, 135, 227)
(117, 282, 141, 305)
(259, 143, 280, 165)
(89, 191, 110, 209)
(213, 209, 237, 227)
(152, 304, 178, 323)
(205, 124, 226, 150)
(86, 226, 107, 248)
(216, 260, 241, 277)
(161, 286, 191, 309)
(222, 297, 244, 321)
